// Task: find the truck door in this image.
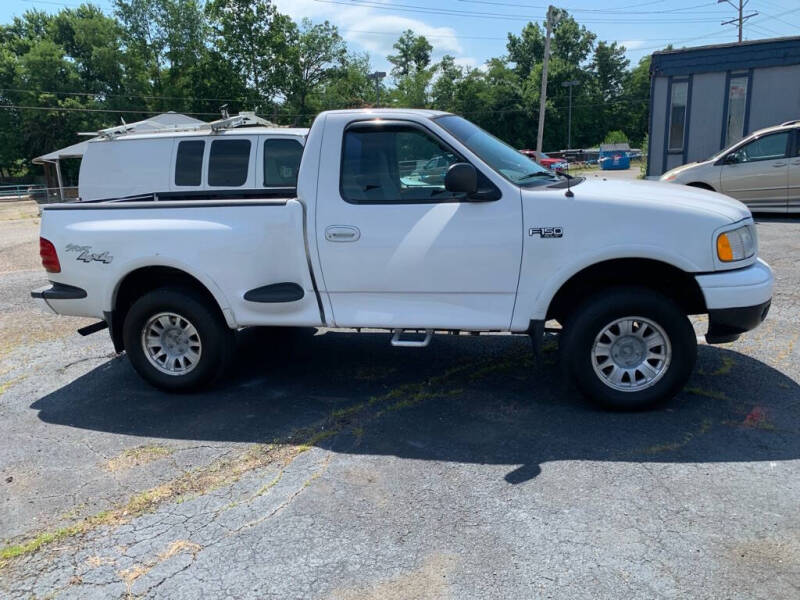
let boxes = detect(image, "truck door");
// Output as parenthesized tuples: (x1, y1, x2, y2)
(315, 119, 522, 330)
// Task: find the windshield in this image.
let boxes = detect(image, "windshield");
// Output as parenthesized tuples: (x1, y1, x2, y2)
(434, 115, 556, 186)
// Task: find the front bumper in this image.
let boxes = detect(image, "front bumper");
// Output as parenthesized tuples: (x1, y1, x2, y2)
(706, 300, 771, 344)
(695, 258, 774, 344)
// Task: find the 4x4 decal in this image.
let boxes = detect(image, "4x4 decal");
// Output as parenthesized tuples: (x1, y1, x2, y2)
(65, 244, 114, 264)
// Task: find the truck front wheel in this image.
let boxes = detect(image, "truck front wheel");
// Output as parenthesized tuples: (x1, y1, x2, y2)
(122, 287, 234, 392)
(560, 287, 696, 410)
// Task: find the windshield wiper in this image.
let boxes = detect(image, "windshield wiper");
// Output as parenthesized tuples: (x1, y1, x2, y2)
(517, 171, 556, 181)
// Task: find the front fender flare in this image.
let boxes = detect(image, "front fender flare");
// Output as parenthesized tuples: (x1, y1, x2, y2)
(510, 245, 703, 332)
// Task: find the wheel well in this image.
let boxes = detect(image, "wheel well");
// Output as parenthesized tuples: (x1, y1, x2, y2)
(110, 266, 225, 352)
(546, 259, 706, 324)
(687, 181, 715, 191)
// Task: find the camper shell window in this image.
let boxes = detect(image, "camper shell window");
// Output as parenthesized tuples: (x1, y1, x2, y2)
(175, 140, 205, 186)
(208, 139, 251, 187)
(264, 139, 303, 187)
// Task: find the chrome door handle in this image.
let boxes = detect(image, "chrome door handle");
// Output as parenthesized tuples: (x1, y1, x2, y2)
(773, 163, 787, 167)
(325, 225, 360, 242)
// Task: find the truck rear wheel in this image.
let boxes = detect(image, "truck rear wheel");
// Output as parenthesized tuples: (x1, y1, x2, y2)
(560, 287, 696, 410)
(122, 287, 234, 392)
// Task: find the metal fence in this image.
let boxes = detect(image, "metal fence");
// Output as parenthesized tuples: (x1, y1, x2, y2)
(0, 184, 79, 203)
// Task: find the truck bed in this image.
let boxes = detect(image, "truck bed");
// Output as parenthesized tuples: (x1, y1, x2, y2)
(39, 196, 324, 329)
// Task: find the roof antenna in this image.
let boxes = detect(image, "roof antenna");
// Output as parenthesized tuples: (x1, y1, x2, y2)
(120, 116, 126, 126)
(564, 162, 574, 198)
(219, 104, 229, 119)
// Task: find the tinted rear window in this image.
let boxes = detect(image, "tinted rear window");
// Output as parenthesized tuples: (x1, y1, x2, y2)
(175, 140, 204, 186)
(208, 139, 251, 187)
(264, 139, 303, 187)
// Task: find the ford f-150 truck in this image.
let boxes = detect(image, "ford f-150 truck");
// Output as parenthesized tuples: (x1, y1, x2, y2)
(32, 109, 774, 409)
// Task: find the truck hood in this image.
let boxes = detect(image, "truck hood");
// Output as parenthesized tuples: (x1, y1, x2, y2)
(564, 177, 750, 222)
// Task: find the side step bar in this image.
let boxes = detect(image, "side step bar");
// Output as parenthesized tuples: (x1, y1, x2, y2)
(391, 329, 433, 348)
(77, 320, 109, 336)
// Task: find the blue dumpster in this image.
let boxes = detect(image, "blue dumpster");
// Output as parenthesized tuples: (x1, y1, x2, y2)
(599, 150, 630, 170)
(599, 143, 631, 170)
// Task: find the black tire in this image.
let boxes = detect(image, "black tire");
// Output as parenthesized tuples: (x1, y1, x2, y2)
(122, 287, 235, 392)
(560, 286, 696, 410)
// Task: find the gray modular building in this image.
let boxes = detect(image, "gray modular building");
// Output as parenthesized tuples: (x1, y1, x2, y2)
(647, 36, 800, 177)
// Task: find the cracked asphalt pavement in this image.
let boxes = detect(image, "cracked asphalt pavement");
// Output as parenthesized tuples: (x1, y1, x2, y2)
(1, 200, 799, 598)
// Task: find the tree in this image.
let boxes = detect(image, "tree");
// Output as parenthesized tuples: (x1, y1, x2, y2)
(319, 51, 375, 109)
(430, 55, 463, 110)
(284, 19, 347, 123)
(0, 3, 659, 179)
(551, 9, 595, 65)
(113, 0, 170, 97)
(506, 22, 544, 80)
(204, 0, 295, 105)
(391, 68, 433, 108)
(604, 130, 628, 144)
(620, 55, 651, 145)
(387, 30, 432, 77)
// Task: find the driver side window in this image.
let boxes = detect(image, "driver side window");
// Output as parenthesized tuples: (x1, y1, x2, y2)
(731, 132, 790, 163)
(340, 124, 463, 204)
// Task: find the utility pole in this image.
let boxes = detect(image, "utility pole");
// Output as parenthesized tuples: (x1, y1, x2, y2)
(536, 5, 560, 153)
(561, 79, 579, 149)
(718, 0, 758, 43)
(368, 71, 386, 107)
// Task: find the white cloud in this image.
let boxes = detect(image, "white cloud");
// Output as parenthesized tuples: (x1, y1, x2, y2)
(272, 0, 465, 72)
(453, 56, 480, 70)
(619, 40, 647, 50)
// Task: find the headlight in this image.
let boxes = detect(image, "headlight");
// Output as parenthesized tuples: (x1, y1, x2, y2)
(717, 224, 756, 262)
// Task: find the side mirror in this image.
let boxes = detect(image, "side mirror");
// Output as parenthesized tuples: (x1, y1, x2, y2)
(723, 153, 739, 165)
(444, 162, 477, 195)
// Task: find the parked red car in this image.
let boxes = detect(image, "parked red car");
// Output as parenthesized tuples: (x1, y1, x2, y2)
(518, 149, 568, 172)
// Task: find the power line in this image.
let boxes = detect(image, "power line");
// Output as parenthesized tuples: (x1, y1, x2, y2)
(719, 0, 759, 43)
(0, 104, 220, 116)
(757, 8, 800, 28)
(0, 94, 653, 120)
(311, 0, 725, 23)
(0, 87, 252, 104)
(458, 0, 724, 15)
(346, 29, 699, 43)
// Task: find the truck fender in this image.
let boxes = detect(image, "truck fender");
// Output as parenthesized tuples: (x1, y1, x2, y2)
(106, 256, 238, 329)
(511, 244, 704, 331)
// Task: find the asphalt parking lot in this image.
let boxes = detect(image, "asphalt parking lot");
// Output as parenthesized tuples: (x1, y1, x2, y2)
(0, 199, 798, 599)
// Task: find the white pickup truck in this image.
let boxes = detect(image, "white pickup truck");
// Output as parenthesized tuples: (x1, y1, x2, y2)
(32, 109, 774, 409)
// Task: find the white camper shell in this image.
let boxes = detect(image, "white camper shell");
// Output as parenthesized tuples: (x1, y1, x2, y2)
(78, 112, 308, 201)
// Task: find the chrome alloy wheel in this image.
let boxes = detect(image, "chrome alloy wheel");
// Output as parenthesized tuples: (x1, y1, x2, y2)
(591, 316, 671, 392)
(141, 312, 202, 376)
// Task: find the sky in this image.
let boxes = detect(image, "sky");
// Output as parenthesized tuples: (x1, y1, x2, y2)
(2, 0, 799, 76)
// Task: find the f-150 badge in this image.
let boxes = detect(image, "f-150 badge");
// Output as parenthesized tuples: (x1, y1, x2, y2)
(65, 244, 114, 264)
(529, 227, 563, 238)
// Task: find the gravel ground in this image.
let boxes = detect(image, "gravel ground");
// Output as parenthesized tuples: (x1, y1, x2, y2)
(0, 200, 798, 599)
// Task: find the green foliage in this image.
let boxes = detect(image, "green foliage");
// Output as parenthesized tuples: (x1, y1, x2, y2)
(387, 29, 432, 77)
(604, 130, 629, 144)
(282, 19, 348, 124)
(640, 133, 649, 178)
(0, 3, 659, 178)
